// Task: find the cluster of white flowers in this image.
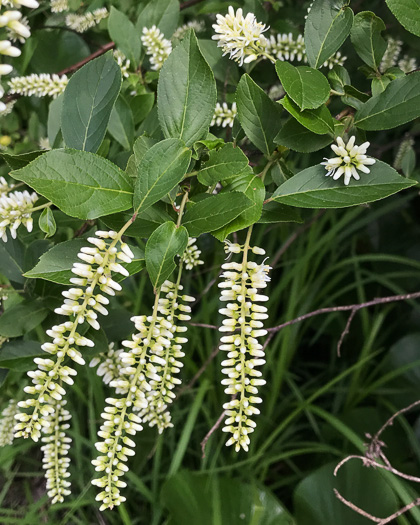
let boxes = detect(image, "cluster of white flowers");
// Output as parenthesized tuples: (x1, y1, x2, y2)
(92, 279, 193, 509)
(182, 237, 204, 270)
(219, 241, 270, 452)
(0, 189, 38, 241)
(8, 73, 68, 98)
(0, 399, 18, 446)
(39, 137, 50, 150)
(41, 399, 72, 504)
(141, 26, 172, 71)
(380, 37, 402, 72)
(113, 49, 130, 79)
(65, 7, 108, 33)
(0, 175, 13, 196)
(0, 0, 38, 110)
(172, 20, 205, 41)
(14, 231, 134, 442)
(212, 6, 268, 66)
(211, 101, 237, 128)
(0, 98, 14, 115)
(90, 343, 127, 393)
(265, 32, 346, 69)
(398, 55, 417, 74)
(322, 136, 376, 186)
(139, 280, 193, 432)
(268, 83, 284, 100)
(50, 0, 68, 13)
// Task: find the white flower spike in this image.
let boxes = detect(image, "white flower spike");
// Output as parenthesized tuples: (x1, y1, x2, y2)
(8, 73, 68, 98)
(212, 6, 268, 66)
(211, 102, 237, 128)
(321, 136, 376, 186)
(141, 26, 172, 71)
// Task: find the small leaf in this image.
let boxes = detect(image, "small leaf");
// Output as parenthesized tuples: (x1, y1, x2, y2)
(133, 138, 191, 214)
(275, 61, 331, 110)
(259, 201, 303, 224)
(0, 300, 48, 338)
(130, 93, 155, 125)
(158, 31, 216, 147)
(350, 11, 387, 70)
(198, 143, 251, 186)
(354, 72, 420, 130)
(48, 94, 63, 148)
(11, 149, 134, 220)
(271, 161, 416, 208)
(386, 0, 420, 38)
(212, 174, 265, 240)
(304, 0, 354, 69)
(183, 192, 253, 237)
(236, 74, 282, 156)
(108, 7, 141, 66)
(328, 66, 350, 95)
(61, 52, 122, 153)
(39, 207, 56, 238)
(281, 95, 334, 135)
(145, 221, 188, 289)
(275, 118, 333, 153)
(108, 96, 135, 150)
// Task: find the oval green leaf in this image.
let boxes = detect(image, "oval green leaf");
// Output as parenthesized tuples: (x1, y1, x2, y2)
(271, 161, 417, 208)
(275, 61, 331, 110)
(386, 0, 420, 37)
(157, 30, 216, 147)
(61, 52, 122, 153)
(12, 149, 134, 220)
(198, 143, 251, 186)
(280, 95, 334, 135)
(350, 11, 387, 70)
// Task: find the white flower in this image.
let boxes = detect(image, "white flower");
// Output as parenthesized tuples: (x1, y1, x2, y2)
(398, 55, 417, 74)
(39, 137, 50, 150)
(1, 0, 39, 8)
(113, 50, 130, 78)
(65, 8, 108, 33)
(14, 231, 134, 442)
(172, 20, 205, 41)
(211, 102, 237, 128)
(41, 399, 72, 504)
(0, 189, 38, 241)
(0, 175, 14, 196)
(218, 243, 270, 452)
(90, 343, 128, 394)
(212, 6, 268, 66)
(141, 26, 172, 71)
(8, 73, 68, 98)
(0, 399, 18, 446)
(321, 136, 376, 186)
(380, 37, 402, 72)
(182, 238, 204, 270)
(266, 33, 305, 63)
(50, 0, 68, 13)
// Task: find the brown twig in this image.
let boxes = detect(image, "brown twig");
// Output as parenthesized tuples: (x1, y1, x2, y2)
(334, 399, 420, 523)
(201, 408, 227, 458)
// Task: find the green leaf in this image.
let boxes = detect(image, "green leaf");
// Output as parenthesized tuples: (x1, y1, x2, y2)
(275, 118, 333, 153)
(281, 95, 334, 135)
(294, 462, 398, 525)
(0, 340, 44, 372)
(61, 52, 122, 153)
(259, 201, 303, 224)
(386, 0, 420, 37)
(145, 221, 188, 289)
(354, 73, 420, 130)
(182, 192, 253, 237)
(162, 471, 292, 525)
(24, 239, 144, 284)
(304, 0, 354, 69)
(350, 11, 387, 70)
(275, 61, 331, 110)
(0, 240, 25, 284)
(108, 7, 141, 66)
(236, 74, 282, 156)
(212, 174, 265, 240)
(136, 0, 179, 38)
(158, 31, 216, 147)
(108, 96, 134, 150)
(271, 161, 416, 208)
(342, 85, 370, 110)
(38, 207, 56, 238)
(328, 65, 350, 95)
(198, 143, 251, 186)
(130, 93, 155, 125)
(0, 300, 48, 338)
(12, 149, 134, 220)
(0, 150, 44, 170)
(133, 138, 191, 214)
(371, 75, 392, 97)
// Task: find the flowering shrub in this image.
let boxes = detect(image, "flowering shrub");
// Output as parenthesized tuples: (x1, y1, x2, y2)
(0, 0, 420, 522)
